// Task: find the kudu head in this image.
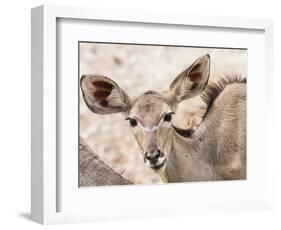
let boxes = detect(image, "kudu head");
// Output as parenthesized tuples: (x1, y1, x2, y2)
(81, 54, 210, 172)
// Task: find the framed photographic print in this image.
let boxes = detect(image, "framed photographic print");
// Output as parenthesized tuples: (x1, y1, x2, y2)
(31, 5, 274, 225)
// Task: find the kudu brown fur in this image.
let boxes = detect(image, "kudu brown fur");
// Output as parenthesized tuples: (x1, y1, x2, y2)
(80, 54, 246, 183)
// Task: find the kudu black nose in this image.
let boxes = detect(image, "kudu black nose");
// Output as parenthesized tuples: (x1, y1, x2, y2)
(145, 148, 161, 164)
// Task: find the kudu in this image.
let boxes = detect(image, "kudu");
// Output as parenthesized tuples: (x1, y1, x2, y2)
(80, 54, 246, 183)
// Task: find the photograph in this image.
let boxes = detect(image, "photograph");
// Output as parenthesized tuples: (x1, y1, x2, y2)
(79, 42, 247, 186)
(27, 2, 277, 226)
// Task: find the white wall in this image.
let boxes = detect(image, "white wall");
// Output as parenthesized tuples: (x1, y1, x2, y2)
(0, 0, 280, 229)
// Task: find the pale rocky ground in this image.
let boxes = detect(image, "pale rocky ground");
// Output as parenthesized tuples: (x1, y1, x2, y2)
(79, 43, 247, 185)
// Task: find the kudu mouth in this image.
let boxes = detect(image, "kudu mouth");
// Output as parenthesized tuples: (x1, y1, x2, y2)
(150, 158, 166, 170)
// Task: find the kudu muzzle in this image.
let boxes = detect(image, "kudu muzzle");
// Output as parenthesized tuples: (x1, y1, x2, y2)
(145, 147, 161, 165)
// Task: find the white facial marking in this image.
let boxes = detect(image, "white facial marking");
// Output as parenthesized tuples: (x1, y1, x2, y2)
(145, 159, 151, 167)
(142, 125, 158, 132)
(139, 118, 165, 133)
(155, 156, 166, 166)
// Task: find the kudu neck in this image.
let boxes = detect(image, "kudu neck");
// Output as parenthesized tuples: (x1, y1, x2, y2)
(161, 126, 196, 183)
(162, 125, 216, 183)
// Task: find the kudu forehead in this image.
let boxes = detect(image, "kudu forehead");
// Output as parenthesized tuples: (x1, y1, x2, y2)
(130, 91, 169, 128)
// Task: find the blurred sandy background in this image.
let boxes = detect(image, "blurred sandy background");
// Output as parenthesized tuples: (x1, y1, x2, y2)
(79, 43, 247, 185)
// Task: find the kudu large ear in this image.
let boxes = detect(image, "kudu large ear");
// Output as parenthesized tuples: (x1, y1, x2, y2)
(80, 74, 132, 115)
(165, 54, 210, 104)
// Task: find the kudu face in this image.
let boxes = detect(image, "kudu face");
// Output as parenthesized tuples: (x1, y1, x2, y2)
(127, 92, 174, 170)
(80, 54, 210, 172)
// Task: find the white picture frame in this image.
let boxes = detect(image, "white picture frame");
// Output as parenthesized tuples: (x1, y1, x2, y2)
(31, 5, 274, 225)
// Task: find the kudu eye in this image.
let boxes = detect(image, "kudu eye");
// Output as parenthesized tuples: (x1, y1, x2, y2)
(125, 117, 138, 127)
(163, 112, 175, 122)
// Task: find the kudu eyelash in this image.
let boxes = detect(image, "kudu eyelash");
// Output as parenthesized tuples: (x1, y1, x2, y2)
(125, 117, 138, 127)
(163, 112, 175, 122)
